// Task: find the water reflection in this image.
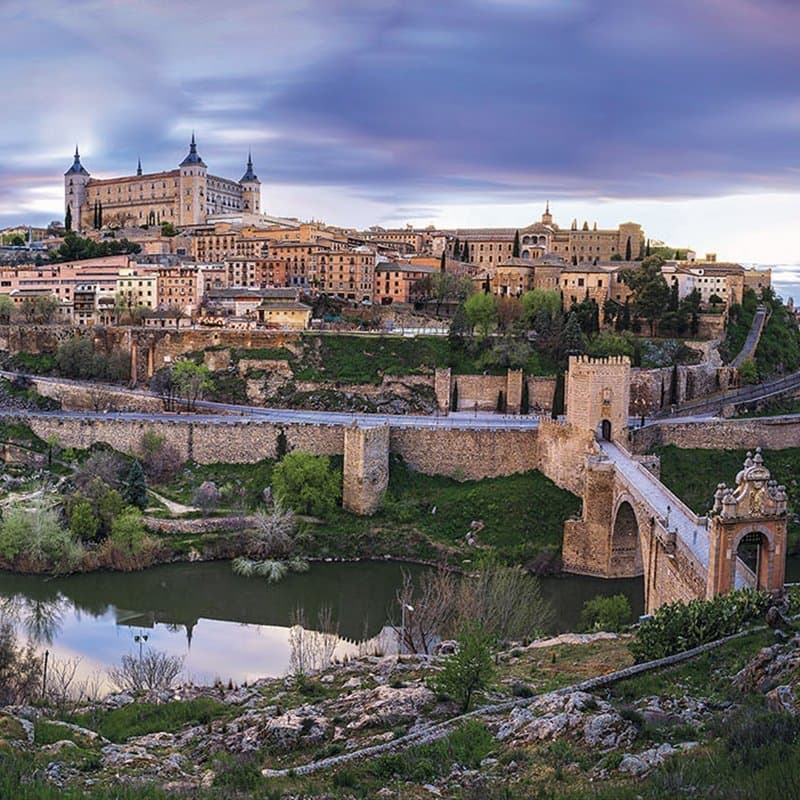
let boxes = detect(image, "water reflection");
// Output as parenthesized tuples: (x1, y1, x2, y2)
(0, 559, 690, 685)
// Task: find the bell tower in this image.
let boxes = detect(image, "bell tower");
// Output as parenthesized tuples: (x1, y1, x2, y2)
(239, 151, 261, 214)
(64, 146, 90, 231)
(178, 133, 207, 226)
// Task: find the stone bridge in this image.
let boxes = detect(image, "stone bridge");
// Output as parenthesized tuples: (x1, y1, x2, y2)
(560, 356, 788, 612)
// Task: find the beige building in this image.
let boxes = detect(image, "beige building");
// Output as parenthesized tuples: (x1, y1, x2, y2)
(65, 138, 261, 232)
(116, 269, 157, 310)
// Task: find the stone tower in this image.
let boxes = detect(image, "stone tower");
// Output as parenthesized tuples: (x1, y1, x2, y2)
(565, 355, 631, 443)
(64, 146, 90, 231)
(342, 423, 389, 515)
(707, 449, 787, 597)
(541, 201, 553, 226)
(178, 133, 207, 226)
(239, 152, 261, 214)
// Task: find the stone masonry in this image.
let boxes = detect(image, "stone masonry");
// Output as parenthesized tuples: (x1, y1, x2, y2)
(342, 423, 390, 515)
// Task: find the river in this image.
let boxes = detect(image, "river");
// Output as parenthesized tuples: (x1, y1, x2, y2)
(0, 561, 646, 689)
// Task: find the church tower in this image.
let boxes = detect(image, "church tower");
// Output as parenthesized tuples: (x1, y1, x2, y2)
(178, 133, 207, 226)
(64, 146, 90, 231)
(239, 151, 261, 214)
(541, 201, 553, 226)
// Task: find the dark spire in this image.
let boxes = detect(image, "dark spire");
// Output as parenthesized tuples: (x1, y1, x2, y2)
(65, 145, 89, 176)
(180, 132, 206, 167)
(240, 150, 259, 183)
(136, 156, 142, 176)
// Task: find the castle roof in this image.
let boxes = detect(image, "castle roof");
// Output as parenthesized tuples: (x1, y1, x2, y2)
(65, 147, 89, 177)
(180, 133, 206, 167)
(240, 152, 258, 183)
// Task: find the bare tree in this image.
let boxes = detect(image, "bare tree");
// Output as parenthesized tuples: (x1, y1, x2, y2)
(108, 648, 184, 693)
(45, 655, 83, 712)
(248, 503, 297, 559)
(288, 603, 340, 676)
(391, 568, 458, 655)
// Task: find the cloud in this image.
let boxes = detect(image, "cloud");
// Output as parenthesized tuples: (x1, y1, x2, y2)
(1, 0, 799, 250)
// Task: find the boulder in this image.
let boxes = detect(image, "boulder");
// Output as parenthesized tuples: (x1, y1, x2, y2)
(330, 684, 436, 731)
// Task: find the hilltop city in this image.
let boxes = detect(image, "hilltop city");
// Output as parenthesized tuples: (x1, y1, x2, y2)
(0, 135, 798, 800)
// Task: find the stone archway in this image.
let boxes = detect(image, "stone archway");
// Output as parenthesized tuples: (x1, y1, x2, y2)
(610, 499, 644, 576)
(601, 419, 612, 441)
(735, 529, 774, 590)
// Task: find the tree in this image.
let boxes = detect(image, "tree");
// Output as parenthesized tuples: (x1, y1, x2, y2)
(272, 451, 341, 517)
(108, 649, 183, 693)
(521, 289, 561, 328)
(461, 241, 470, 262)
(496, 390, 505, 413)
(738, 357, 758, 385)
(512, 230, 520, 258)
(69, 500, 99, 542)
(496, 296, 521, 333)
(520, 378, 529, 414)
(449, 304, 470, 343)
(709, 293, 723, 309)
(172, 360, 212, 411)
(551, 371, 565, 418)
(560, 311, 587, 359)
(65, 205, 72, 232)
(645, 239, 651, 257)
(430, 622, 495, 712)
(580, 594, 632, 632)
(669, 280, 679, 312)
(98, 201, 103, 229)
(110, 507, 147, 554)
(0, 294, 14, 324)
(150, 366, 179, 411)
(451, 381, 459, 411)
(124, 460, 148, 510)
(625, 236, 632, 261)
(439, 250, 446, 272)
(464, 292, 497, 338)
(620, 255, 671, 336)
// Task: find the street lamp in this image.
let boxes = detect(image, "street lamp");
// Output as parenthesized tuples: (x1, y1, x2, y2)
(399, 603, 414, 660)
(134, 632, 149, 662)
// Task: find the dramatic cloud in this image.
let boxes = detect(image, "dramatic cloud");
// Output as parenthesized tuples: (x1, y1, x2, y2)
(2, 0, 799, 258)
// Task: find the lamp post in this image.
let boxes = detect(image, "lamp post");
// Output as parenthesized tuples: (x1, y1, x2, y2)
(399, 603, 414, 661)
(134, 632, 149, 662)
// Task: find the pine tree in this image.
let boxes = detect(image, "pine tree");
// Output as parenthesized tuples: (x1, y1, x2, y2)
(65, 205, 72, 232)
(512, 230, 520, 258)
(451, 382, 459, 411)
(561, 311, 587, 358)
(520, 379, 530, 414)
(625, 237, 632, 261)
(124, 460, 148, 510)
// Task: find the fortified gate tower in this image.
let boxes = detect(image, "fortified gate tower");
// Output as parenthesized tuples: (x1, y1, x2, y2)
(565, 355, 630, 442)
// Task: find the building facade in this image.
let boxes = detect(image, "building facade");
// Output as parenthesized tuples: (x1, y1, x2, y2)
(64, 138, 261, 232)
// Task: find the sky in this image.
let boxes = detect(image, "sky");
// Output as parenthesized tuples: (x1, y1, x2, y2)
(1, 0, 799, 272)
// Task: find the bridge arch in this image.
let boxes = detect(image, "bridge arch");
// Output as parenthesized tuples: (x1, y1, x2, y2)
(610, 495, 644, 575)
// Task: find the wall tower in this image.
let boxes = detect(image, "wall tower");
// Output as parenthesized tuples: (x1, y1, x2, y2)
(239, 152, 261, 214)
(178, 133, 207, 226)
(565, 355, 631, 443)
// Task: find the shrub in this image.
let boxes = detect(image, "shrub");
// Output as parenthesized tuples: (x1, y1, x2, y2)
(272, 451, 340, 517)
(192, 481, 221, 513)
(580, 594, 632, 632)
(722, 704, 800, 768)
(69, 499, 99, 542)
(429, 622, 496, 712)
(109, 507, 147, 554)
(107, 648, 184, 694)
(630, 588, 770, 663)
(738, 356, 758, 385)
(247, 502, 296, 559)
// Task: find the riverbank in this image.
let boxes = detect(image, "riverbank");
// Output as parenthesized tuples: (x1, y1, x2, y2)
(1, 622, 798, 799)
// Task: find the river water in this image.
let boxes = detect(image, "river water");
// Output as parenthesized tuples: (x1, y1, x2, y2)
(0, 561, 645, 688)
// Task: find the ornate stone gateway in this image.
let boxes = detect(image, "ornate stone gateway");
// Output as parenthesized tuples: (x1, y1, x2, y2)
(707, 449, 788, 595)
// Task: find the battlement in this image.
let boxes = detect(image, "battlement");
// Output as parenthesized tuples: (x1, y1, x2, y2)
(569, 355, 631, 369)
(566, 354, 631, 442)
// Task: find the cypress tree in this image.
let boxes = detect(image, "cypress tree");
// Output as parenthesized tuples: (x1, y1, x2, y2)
(453, 238, 460, 258)
(440, 250, 446, 272)
(512, 230, 520, 258)
(645, 239, 651, 257)
(462, 241, 470, 262)
(496, 390, 505, 413)
(551, 372, 565, 418)
(98, 201, 103, 228)
(520, 379, 530, 414)
(451, 382, 459, 411)
(622, 299, 631, 330)
(670, 363, 679, 406)
(65, 205, 72, 232)
(669, 281, 679, 312)
(124, 460, 148, 510)
(675, 249, 681, 260)
(276, 429, 288, 460)
(625, 236, 632, 261)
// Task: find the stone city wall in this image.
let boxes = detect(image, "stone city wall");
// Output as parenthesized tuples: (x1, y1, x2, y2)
(631, 416, 800, 453)
(342, 424, 390, 515)
(30, 378, 165, 413)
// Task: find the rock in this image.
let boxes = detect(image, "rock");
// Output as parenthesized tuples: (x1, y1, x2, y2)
(262, 707, 329, 751)
(341, 677, 362, 689)
(583, 712, 637, 751)
(104, 692, 135, 708)
(618, 742, 699, 777)
(435, 640, 458, 656)
(619, 753, 649, 777)
(423, 784, 442, 795)
(319, 674, 335, 684)
(41, 740, 79, 755)
(767, 684, 798, 715)
(330, 684, 436, 731)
